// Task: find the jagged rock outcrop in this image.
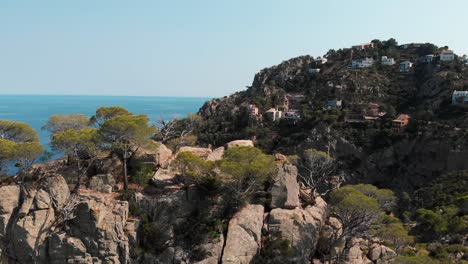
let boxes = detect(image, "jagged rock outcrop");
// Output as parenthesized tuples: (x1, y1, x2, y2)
(131, 144, 174, 169)
(266, 197, 328, 263)
(343, 238, 397, 264)
(178, 146, 212, 159)
(225, 140, 254, 149)
(88, 174, 115, 193)
(270, 164, 300, 209)
(206, 146, 225, 161)
(0, 174, 130, 264)
(0, 185, 20, 242)
(222, 204, 264, 264)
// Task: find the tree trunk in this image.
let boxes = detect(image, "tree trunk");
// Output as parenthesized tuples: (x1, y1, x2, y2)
(123, 157, 129, 191)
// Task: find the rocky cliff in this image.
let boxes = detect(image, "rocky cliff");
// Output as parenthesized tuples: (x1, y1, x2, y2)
(0, 142, 398, 264)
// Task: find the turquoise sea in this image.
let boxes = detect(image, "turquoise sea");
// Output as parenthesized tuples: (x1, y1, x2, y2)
(0, 95, 209, 148)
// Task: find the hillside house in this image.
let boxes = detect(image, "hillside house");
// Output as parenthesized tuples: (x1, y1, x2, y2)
(352, 57, 375, 68)
(462, 55, 468, 64)
(400, 61, 413, 72)
(308, 68, 321, 75)
(265, 108, 283, 121)
(440, 50, 455, 62)
(285, 94, 305, 111)
(247, 104, 259, 116)
(422, 54, 434, 63)
(283, 110, 300, 120)
(452, 90, 468, 105)
(327, 100, 342, 109)
(381, 56, 395, 66)
(315, 57, 328, 65)
(352, 43, 374, 50)
(400, 43, 423, 49)
(392, 114, 410, 134)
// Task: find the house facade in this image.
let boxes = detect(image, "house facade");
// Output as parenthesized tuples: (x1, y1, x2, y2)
(327, 100, 342, 109)
(392, 114, 410, 134)
(400, 61, 413, 72)
(352, 57, 375, 68)
(315, 57, 328, 65)
(283, 110, 300, 120)
(381, 56, 395, 65)
(452, 90, 468, 105)
(440, 50, 455, 62)
(247, 104, 259, 116)
(265, 108, 283, 121)
(308, 68, 321, 75)
(352, 43, 374, 50)
(422, 54, 434, 63)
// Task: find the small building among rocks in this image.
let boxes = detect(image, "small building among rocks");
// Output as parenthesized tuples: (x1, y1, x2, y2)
(392, 114, 410, 134)
(352, 42, 374, 50)
(381, 56, 395, 65)
(452, 90, 468, 105)
(440, 50, 455, 62)
(399, 61, 413, 72)
(247, 104, 259, 116)
(265, 108, 283, 121)
(315, 56, 328, 65)
(352, 57, 375, 68)
(326, 100, 342, 109)
(283, 110, 300, 120)
(422, 54, 434, 63)
(308, 68, 320, 75)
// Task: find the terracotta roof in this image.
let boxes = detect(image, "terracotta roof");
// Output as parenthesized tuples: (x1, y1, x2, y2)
(393, 114, 410, 122)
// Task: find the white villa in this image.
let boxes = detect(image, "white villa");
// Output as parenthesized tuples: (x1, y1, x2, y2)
(315, 56, 328, 64)
(440, 50, 455, 62)
(452, 90, 468, 105)
(265, 108, 283, 121)
(327, 100, 342, 109)
(352, 43, 374, 50)
(381, 56, 395, 66)
(352, 57, 375, 68)
(308, 68, 321, 75)
(400, 61, 413, 72)
(423, 54, 434, 63)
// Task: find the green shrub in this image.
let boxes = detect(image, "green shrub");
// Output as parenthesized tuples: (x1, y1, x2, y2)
(131, 162, 154, 186)
(395, 255, 439, 264)
(371, 215, 414, 249)
(414, 209, 448, 241)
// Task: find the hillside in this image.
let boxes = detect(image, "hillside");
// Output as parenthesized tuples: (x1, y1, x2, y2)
(192, 39, 468, 191)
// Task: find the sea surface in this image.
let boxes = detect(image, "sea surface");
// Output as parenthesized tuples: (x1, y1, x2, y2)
(0, 95, 209, 149)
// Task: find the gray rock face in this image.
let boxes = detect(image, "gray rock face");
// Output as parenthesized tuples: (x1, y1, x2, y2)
(270, 164, 300, 209)
(266, 197, 328, 263)
(68, 192, 130, 264)
(222, 204, 264, 264)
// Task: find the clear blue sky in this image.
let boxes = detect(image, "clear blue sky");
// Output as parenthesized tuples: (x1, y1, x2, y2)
(0, 0, 467, 97)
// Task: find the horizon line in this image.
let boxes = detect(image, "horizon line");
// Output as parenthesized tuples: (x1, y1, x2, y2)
(0, 93, 213, 99)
